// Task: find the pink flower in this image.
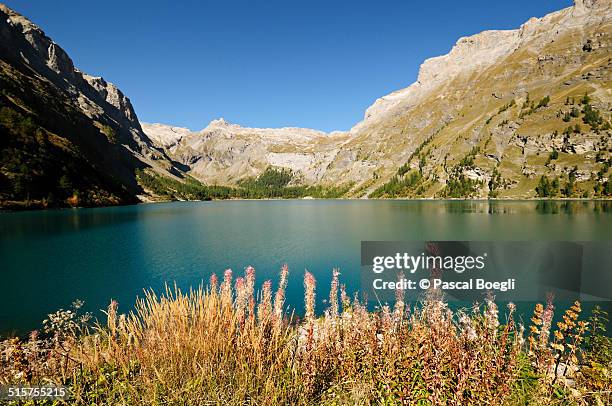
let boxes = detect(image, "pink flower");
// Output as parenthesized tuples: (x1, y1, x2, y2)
(329, 269, 340, 318)
(245, 267, 256, 321)
(210, 273, 218, 292)
(273, 265, 289, 329)
(221, 269, 233, 307)
(235, 277, 247, 323)
(258, 280, 272, 322)
(223, 269, 233, 285)
(304, 271, 316, 321)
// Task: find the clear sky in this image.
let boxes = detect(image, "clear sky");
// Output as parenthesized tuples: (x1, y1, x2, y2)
(5, 0, 572, 132)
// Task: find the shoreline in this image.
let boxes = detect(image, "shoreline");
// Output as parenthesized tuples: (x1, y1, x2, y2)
(2, 196, 612, 212)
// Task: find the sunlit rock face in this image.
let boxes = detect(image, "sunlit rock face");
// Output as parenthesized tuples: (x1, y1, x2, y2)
(143, 0, 611, 197)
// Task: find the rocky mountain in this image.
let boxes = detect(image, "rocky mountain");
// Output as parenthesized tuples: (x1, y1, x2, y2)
(143, 0, 611, 199)
(0, 3, 179, 208)
(142, 119, 350, 185)
(1, 0, 610, 207)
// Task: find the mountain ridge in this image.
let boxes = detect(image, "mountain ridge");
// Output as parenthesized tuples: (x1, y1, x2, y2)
(142, 0, 611, 198)
(1, 0, 610, 207)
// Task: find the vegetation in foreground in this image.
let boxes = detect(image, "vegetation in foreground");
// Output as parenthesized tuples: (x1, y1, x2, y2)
(0, 267, 610, 405)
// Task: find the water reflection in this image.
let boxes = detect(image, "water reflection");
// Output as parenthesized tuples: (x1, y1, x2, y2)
(534, 200, 611, 215)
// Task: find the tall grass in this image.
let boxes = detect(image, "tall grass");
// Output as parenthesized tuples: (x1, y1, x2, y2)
(1, 266, 610, 405)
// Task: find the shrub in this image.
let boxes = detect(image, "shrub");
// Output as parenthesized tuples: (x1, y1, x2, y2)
(563, 112, 571, 122)
(570, 107, 580, 118)
(581, 92, 591, 105)
(582, 104, 604, 130)
(442, 174, 481, 198)
(498, 99, 515, 114)
(488, 167, 503, 198)
(370, 170, 423, 198)
(536, 176, 560, 197)
(100, 125, 118, 144)
(536, 95, 550, 109)
(561, 167, 578, 197)
(547, 149, 559, 164)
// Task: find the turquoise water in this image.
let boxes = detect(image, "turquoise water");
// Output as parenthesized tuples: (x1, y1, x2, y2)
(1, 200, 611, 335)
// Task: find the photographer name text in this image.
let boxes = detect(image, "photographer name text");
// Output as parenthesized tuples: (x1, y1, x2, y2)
(373, 278, 516, 292)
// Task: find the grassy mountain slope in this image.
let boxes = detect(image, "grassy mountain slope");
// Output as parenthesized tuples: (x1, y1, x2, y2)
(332, 1, 612, 198)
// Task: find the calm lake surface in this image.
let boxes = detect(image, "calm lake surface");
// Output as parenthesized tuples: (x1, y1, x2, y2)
(1, 200, 611, 334)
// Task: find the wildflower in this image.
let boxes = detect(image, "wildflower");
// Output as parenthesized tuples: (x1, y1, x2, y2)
(485, 297, 500, 333)
(539, 295, 554, 347)
(210, 273, 218, 292)
(551, 343, 564, 352)
(381, 305, 392, 334)
(223, 269, 233, 287)
(245, 266, 256, 299)
(304, 271, 316, 321)
(72, 299, 84, 310)
(107, 300, 118, 337)
(531, 303, 544, 325)
(337, 285, 347, 311)
(328, 269, 340, 318)
(394, 271, 405, 321)
(220, 269, 233, 309)
(517, 323, 525, 347)
(273, 264, 289, 323)
(459, 311, 477, 341)
(235, 277, 247, 323)
(258, 280, 272, 322)
(118, 314, 127, 334)
(245, 266, 256, 321)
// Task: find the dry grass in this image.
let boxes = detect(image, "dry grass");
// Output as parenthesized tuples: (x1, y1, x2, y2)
(1, 266, 610, 405)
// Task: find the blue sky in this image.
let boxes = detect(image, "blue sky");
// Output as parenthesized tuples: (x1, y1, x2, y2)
(6, 0, 572, 132)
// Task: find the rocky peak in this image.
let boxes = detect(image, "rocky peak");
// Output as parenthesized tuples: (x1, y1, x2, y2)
(353, 0, 610, 133)
(140, 123, 192, 149)
(0, 3, 144, 138)
(81, 73, 139, 125)
(209, 117, 228, 126)
(206, 117, 240, 130)
(0, 4, 75, 80)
